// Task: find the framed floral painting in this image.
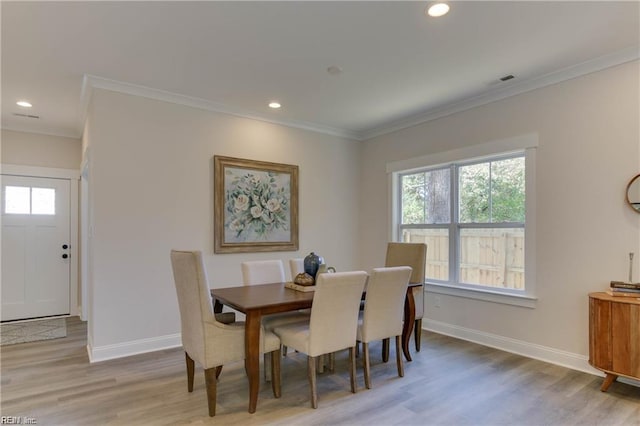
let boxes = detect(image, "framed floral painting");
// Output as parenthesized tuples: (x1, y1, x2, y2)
(214, 156, 299, 253)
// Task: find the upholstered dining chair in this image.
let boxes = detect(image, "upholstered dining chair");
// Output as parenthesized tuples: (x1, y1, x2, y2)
(170, 250, 282, 416)
(385, 242, 427, 352)
(241, 260, 310, 376)
(357, 266, 412, 389)
(288, 258, 305, 281)
(273, 271, 368, 409)
(241, 260, 286, 285)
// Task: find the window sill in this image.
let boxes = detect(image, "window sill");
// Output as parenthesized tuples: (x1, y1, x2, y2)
(424, 282, 537, 308)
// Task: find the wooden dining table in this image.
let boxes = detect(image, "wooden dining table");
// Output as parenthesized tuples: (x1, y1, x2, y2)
(211, 281, 422, 414)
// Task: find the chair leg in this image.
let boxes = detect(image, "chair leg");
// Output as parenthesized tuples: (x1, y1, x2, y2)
(349, 346, 357, 394)
(328, 352, 335, 372)
(283, 345, 288, 356)
(215, 365, 223, 379)
(414, 319, 422, 352)
(270, 348, 282, 398)
(264, 353, 272, 382)
(318, 355, 325, 374)
(382, 338, 390, 362)
(363, 342, 371, 389)
(185, 352, 195, 392)
(204, 367, 218, 417)
(308, 356, 318, 409)
(395, 335, 404, 377)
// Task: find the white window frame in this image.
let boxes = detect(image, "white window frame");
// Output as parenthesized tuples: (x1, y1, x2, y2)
(387, 133, 538, 308)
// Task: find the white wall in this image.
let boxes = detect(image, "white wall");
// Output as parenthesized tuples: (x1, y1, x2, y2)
(359, 61, 640, 368)
(84, 89, 361, 359)
(1, 129, 81, 169)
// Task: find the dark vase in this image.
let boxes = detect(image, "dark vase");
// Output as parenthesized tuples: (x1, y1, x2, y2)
(304, 252, 324, 278)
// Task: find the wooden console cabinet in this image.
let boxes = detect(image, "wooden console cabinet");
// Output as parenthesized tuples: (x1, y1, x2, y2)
(588, 292, 640, 391)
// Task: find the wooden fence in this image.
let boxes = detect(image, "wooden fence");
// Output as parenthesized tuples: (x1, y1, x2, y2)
(401, 228, 524, 289)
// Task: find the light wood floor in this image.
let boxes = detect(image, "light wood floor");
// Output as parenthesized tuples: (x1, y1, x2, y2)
(1, 317, 638, 425)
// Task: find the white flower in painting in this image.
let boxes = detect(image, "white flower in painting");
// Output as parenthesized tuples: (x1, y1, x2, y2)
(229, 218, 244, 232)
(251, 205, 263, 218)
(248, 175, 261, 187)
(266, 198, 281, 212)
(234, 194, 249, 211)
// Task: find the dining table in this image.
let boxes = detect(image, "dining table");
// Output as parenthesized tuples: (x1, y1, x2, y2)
(211, 281, 422, 414)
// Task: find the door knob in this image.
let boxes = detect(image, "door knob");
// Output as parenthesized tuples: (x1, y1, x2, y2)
(62, 254, 69, 259)
(62, 244, 69, 250)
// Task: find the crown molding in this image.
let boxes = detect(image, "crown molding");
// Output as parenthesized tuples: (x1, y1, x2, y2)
(79, 74, 362, 141)
(76, 46, 639, 143)
(361, 46, 640, 141)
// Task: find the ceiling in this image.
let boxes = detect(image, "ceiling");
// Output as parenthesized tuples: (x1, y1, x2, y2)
(2, 1, 639, 141)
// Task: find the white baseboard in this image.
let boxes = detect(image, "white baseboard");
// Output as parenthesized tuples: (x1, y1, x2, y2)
(87, 333, 181, 363)
(84, 321, 639, 389)
(423, 319, 640, 388)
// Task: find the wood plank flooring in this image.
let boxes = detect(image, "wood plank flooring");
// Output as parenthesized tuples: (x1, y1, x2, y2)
(1, 317, 638, 425)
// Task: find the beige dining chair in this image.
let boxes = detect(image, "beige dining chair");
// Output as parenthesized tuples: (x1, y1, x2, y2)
(241, 260, 286, 285)
(357, 266, 412, 389)
(170, 250, 282, 416)
(273, 271, 368, 409)
(241, 260, 310, 377)
(289, 258, 305, 281)
(385, 242, 427, 352)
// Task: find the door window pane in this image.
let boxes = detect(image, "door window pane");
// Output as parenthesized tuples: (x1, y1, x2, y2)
(4, 186, 56, 215)
(5, 186, 30, 214)
(32, 188, 56, 215)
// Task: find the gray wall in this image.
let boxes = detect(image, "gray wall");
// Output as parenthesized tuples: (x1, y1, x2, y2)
(5, 61, 639, 374)
(83, 89, 362, 359)
(359, 61, 640, 371)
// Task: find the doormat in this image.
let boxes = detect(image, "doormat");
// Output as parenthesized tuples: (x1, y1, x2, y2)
(0, 318, 67, 346)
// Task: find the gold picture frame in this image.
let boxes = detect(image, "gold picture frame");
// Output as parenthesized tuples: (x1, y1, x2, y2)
(214, 155, 299, 253)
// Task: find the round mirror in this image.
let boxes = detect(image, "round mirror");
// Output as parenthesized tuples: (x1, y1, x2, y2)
(626, 174, 640, 213)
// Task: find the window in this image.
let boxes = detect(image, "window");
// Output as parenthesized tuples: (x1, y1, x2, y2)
(398, 153, 529, 296)
(4, 186, 56, 215)
(390, 134, 537, 306)
(400, 154, 525, 291)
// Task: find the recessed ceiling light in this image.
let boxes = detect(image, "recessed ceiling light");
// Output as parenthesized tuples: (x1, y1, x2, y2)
(268, 102, 281, 109)
(426, 2, 450, 17)
(17, 100, 33, 108)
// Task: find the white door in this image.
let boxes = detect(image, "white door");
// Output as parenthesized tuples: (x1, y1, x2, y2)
(1, 175, 71, 321)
